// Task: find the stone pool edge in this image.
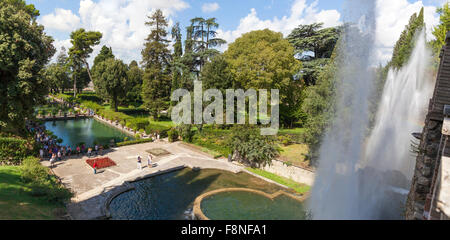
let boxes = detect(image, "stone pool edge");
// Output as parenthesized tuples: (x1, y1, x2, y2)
(101, 165, 186, 219)
(192, 188, 309, 220)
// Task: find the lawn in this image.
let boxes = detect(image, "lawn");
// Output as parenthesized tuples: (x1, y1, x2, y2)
(0, 166, 64, 219)
(278, 128, 306, 135)
(245, 167, 310, 194)
(279, 144, 310, 167)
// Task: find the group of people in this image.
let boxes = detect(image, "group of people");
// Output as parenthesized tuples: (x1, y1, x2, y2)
(27, 121, 105, 167)
(137, 154, 154, 170)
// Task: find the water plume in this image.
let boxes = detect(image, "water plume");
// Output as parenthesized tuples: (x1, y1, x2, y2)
(309, 0, 434, 219)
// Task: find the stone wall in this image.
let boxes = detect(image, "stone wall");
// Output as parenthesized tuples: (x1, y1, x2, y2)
(405, 32, 450, 220)
(262, 159, 315, 186)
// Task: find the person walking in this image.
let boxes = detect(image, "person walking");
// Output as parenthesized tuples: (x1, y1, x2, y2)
(76, 146, 81, 156)
(87, 147, 92, 158)
(137, 155, 142, 170)
(50, 153, 56, 168)
(57, 150, 62, 161)
(95, 145, 99, 155)
(147, 154, 153, 168)
(93, 161, 98, 174)
(39, 148, 44, 160)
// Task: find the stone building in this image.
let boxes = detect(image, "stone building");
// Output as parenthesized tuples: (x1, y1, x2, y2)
(405, 32, 450, 220)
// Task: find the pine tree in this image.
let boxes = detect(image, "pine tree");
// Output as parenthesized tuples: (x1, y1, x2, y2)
(390, 8, 425, 69)
(141, 9, 172, 119)
(171, 22, 183, 94)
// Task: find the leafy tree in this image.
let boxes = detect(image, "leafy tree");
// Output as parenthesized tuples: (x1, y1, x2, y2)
(201, 54, 234, 93)
(141, 9, 172, 119)
(126, 60, 143, 105)
(224, 29, 302, 126)
(287, 23, 340, 85)
(72, 68, 90, 93)
(68, 28, 102, 97)
(431, 3, 450, 56)
(92, 58, 129, 112)
(0, 0, 55, 134)
(227, 125, 280, 168)
(44, 63, 70, 93)
(301, 57, 338, 162)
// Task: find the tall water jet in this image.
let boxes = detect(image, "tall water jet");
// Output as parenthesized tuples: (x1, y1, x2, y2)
(363, 30, 434, 186)
(310, 1, 434, 219)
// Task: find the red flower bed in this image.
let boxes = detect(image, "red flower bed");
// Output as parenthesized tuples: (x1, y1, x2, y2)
(86, 157, 116, 169)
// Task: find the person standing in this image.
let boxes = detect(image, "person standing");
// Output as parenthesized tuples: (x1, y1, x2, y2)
(93, 161, 98, 174)
(50, 153, 56, 168)
(57, 150, 62, 161)
(137, 155, 142, 170)
(95, 145, 99, 155)
(39, 148, 44, 160)
(87, 147, 92, 158)
(147, 154, 153, 168)
(76, 146, 81, 156)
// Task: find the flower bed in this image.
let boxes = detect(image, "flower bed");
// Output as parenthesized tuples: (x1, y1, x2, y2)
(86, 157, 116, 169)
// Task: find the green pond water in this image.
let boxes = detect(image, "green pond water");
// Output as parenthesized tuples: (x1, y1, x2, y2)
(109, 168, 307, 220)
(44, 118, 133, 148)
(201, 191, 306, 220)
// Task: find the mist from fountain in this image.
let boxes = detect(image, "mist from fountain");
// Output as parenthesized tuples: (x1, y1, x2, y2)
(309, 0, 434, 219)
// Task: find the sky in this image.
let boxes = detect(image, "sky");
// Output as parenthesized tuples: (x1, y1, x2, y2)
(27, 0, 448, 66)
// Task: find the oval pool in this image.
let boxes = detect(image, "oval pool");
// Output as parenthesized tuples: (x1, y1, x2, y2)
(199, 190, 307, 220)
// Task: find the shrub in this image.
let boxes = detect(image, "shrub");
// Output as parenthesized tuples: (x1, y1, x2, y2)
(116, 138, 153, 147)
(0, 137, 35, 164)
(177, 124, 194, 142)
(21, 157, 49, 184)
(168, 128, 179, 142)
(227, 125, 280, 168)
(135, 133, 141, 139)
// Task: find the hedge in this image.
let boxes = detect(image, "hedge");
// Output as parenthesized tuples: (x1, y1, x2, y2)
(0, 137, 36, 164)
(116, 138, 154, 147)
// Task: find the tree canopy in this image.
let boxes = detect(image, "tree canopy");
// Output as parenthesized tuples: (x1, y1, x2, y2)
(92, 58, 129, 112)
(0, 0, 55, 134)
(68, 28, 102, 97)
(141, 9, 172, 119)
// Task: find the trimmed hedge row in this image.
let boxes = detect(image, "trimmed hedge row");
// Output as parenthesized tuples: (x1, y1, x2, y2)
(0, 137, 36, 164)
(116, 138, 154, 147)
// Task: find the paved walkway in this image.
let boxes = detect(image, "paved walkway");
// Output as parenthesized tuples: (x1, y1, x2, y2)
(42, 140, 243, 219)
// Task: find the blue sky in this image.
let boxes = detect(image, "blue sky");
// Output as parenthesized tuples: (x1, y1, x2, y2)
(27, 0, 447, 65)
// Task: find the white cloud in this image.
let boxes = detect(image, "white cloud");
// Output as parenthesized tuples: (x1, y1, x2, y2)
(375, 0, 440, 64)
(42, 0, 189, 64)
(216, 0, 341, 51)
(40, 8, 80, 32)
(202, 2, 220, 13)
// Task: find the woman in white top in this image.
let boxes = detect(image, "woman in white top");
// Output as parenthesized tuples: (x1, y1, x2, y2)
(147, 154, 153, 168)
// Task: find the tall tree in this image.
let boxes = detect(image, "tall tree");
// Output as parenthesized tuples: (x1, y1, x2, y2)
(431, 3, 450, 56)
(68, 28, 102, 97)
(92, 58, 129, 112)
(93, 45, 114, 67)
(287, 23, 341, 86)
(171, 22, 183, 94)
(390, 8, 425, 69)
(126, 60, 143, 105)
(141, 9, 172, 119)
(224, 29, 302, 126)
(190, 17, 226, 74)
(0, 0, 55, 134)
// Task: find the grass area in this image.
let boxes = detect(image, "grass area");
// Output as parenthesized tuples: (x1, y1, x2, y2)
(279, 144, 310, 167)
(278, 128, 306, 135)
(245, 167, 310, 194)
(0, 166, 63, 220)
